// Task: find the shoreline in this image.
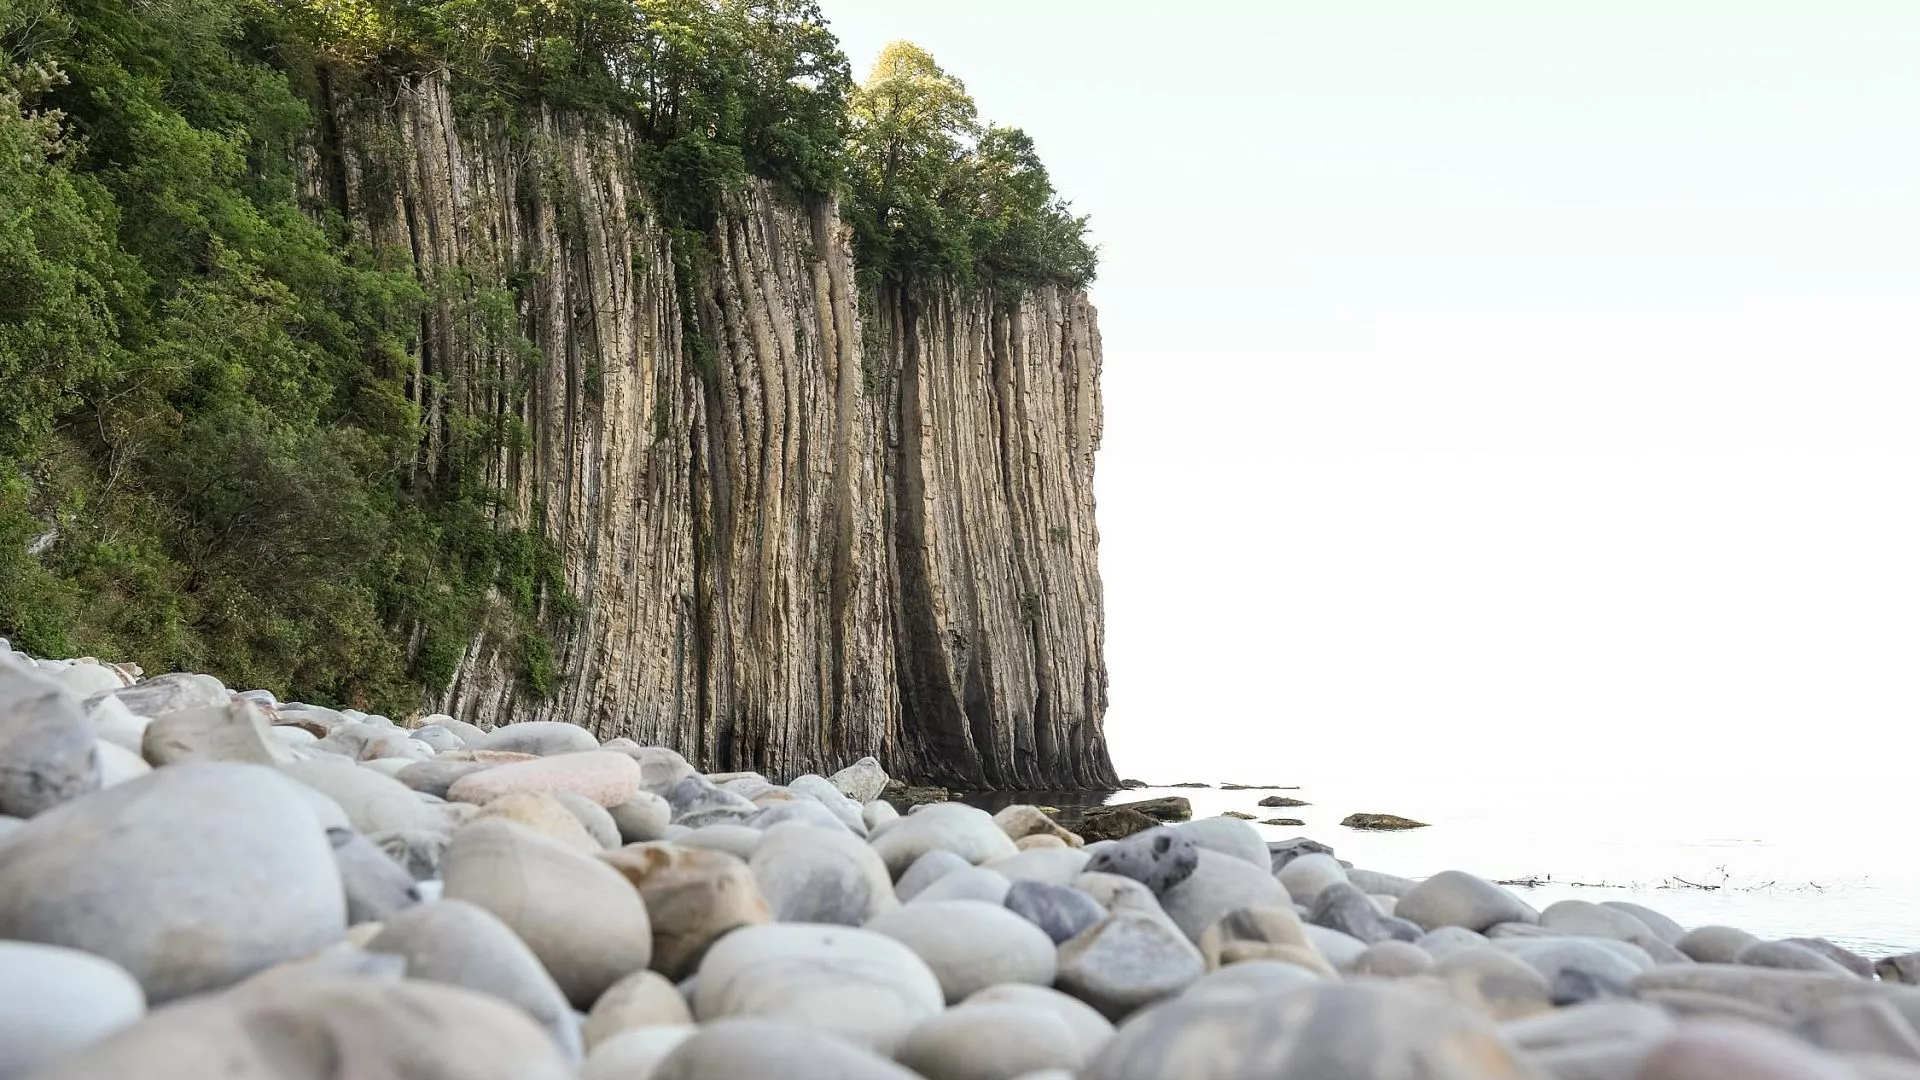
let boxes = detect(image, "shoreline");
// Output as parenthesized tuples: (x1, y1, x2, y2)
(5, 650, 1920, 1079)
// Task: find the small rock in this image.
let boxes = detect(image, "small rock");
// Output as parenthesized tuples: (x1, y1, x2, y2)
(1349, 868, 1420, 897)
(654, 1018, 922, 1080)
(395, 758, 494, 798)
(1311, 881, 1422, 944)
(478, 720, 600, 757)
(1112, 796, 1191, 821)
(1738, 939, 1857, 976)
(1637, 1019, 1861, 1080)
(1431, 946, 1554, 1021)
(866, 899, 1058, 1002)
(366, 898, 580, 1060)
(1263, 817, 1306, 826)
(1083, 825, 1199, 894)
(93, 738, 150, 787)
(608, 790, 672, 843)
(898, 849, 974, 901)
(583, 968, 693, 1049)
(93, 672, 225, 720)
(29, 975, 574, 1080)
(0, 761, 343, 1003)
(911, 866, 1014, 905)
(1395, 870, 1539, 933)
(829, 756, 890, 803)
(553, 790, 621, 849)
(965, 982, 1117, 1059)
(986, 847, 1092, 886)
(1176, 816, 1269, 869)
(1304, 923, 1371, 970)
(1074, 806, 1158, 842)
(879, 780, 951, 813)
(1259, 795, 1310, 807)
(329, 826, 421, 924)
(0, 666, 100, 817)
(1056, 912, 1206, 1020)
(601, 843, 771, 979)
(1676, 925, 1763, 963)
(869, 802, 1020, 878)
(1018, 833, 1069, 850)
(1354, 939, 1434, 977)
(369, 828, 448, 880)
(1539, 899, 1662, 947)
(1198, 904, 1329, 974)
(448, 750, 641, 808)
(442, 819, 653, 1007)
(676, 822, 764, 860)
(692, 923, 944, 1054)
(1782, 938, 1875, 979)
(1499, 937, 1652, 1003)
(0, 941, 146, 1079)
(1341, 812, 1430, 830)
(787, 774, 869, 834)
(1277, 851, 1349, 902)
(1181, 958, 1325, 1003)
(864, 799, 899, 832)
(1266, 836, 1337, 872)
(1797, 995, 1920, 1060)
(1005, 879, 1108, 944)
(1600, 900, 1686, 944)
(896, 1003, 1084, 1080)
(1418, 926, 1492, 960)
(1879, 954, 1920, 985)
(409, 724, 468, 752)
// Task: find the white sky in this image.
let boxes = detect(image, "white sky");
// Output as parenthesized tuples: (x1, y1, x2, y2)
(817, 1, 1920, 779)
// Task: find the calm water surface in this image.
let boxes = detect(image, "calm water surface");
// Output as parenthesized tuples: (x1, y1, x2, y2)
(968, 772, 1918, 956)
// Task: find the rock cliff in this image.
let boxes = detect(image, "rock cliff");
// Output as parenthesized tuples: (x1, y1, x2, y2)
(306, 75, 1116, 788)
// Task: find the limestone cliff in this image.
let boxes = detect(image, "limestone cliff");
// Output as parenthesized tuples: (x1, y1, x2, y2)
(307, 75, 1116, 789)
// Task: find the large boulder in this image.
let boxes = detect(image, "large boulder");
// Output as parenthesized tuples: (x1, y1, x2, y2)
(441, 819, 652, 1007)
(0, 666, 100, 817)
(0, 762, 344, 1003)
(692, 923, 943, 1055)
(29, 976, 574, 1080)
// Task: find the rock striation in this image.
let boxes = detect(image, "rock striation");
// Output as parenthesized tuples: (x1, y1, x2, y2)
(306, 75, 1114, 788)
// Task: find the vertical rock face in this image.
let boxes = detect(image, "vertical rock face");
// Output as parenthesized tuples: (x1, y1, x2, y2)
(310, 75, 1115, 788)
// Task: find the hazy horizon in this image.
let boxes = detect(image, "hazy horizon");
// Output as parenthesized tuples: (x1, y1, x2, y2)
(817, 1, 1920, 780)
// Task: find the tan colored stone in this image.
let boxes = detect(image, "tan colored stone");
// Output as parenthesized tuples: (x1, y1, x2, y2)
(584, 969, 694, 1049)
(473, 790, 601, 852)
(601, 844, 772, 979)
(447, 750, 641, 807)
(994, 805, 1084, 848)
(1199, 904, 1311, 970)
(1018, 833, 1070, 851)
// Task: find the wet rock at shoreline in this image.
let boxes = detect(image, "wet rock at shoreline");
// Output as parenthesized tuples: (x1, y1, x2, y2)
(1076, 805, 1160, 842)
(1341, 812, 1430, 830)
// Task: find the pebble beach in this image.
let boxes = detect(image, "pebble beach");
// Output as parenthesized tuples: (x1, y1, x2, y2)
(4, 645, 1920, 1080)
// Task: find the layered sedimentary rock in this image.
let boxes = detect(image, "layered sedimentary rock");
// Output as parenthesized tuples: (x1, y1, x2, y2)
(305, 74, 1115, 788)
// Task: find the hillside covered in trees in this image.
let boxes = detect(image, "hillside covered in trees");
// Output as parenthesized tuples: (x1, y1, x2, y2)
(0, 0, 1097, 719)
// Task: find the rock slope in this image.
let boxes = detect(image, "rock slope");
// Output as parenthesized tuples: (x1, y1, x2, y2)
(307, 75, 1114, 788)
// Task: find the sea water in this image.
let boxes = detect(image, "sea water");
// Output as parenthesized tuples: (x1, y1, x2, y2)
(976, 772, 1919, 956)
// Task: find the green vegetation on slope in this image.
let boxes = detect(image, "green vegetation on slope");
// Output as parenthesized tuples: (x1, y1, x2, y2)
(0, 0, 1095, 713)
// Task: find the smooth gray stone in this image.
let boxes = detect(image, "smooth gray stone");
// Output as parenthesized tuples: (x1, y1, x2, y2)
(675, 823, 764, 861)
(1502, 999, 1674, 1051)
(602, 745, 695, 794)
(1676, 925, 1762, 964)
(1782, 938, 1875, 978)
(984, 847, 1092, 886)
(1630, 964, 1920, 1024)
(664, 775, 757, 821)
(1176, 816, 1271, 869)
(0, 761, 343, 1003)
(1304, 923, 1370, 970)
(91, 672, 225, 720)
(896, 849, 974, 901)
(0, 940, 146, 1080)
(1880, 954, 1920, 986)
(866, 900, 1057, 1002)
(584, 969, 693, 1049)
(280, 758, 444, 834)
(787, 774, 868, 835)
(750, 820, 897, 925)
(1395, 871, 1539, 933)
(1354, 939, 1435, 977)
(1738, 939, 1857, 976)
(1277, 852, 1349, 903)
(1500, 938, 1653, 1004)
(863, 800, 899, 832)
(29, 975, 573, 1080)
(579, 1026, 696, 1080)
(965, 983, 1116, 1060)
(1056, 913, 1205, 1021)
(653, 1019, 921, 1080)
(911, 865, 1013, 905)
(1418, 926, 1491, 961)
(692, 924, 943, 1055)
(1311, 881, 1421, 944)
(1006, 879, 1108, 944)
(1080, 980, 1547, 1080)
(608, 791, 672, 843)
(1157, 848, 1292, 943)
(1634, 1019, 1865, 1080)
(749, 797, 855, 834)
(1540, 900, 1662, 946)
(1600, 901, 1686, 944)
(141, 698, 291, 767)
(395, 759, 491, 798)
(369, 828, 449, 881)
(868, 803, 1020, 878)
(1181, 959, 1325, 1003)
(442, 819, 652, 1008)
(1639, 988, 1797, 1028)
(1267, 837, 1336, 872)
(409, 724, 467, 752)
(330, 826, 421, 924)
(1431, 947, 1554, 1021)
(829, 757, 889, 803)
(1798, 996, 1920, 1061)
(552, 791, 620, 849)
(367, 899, 581, 1061)
(478, 721, 599, 757)
(1074, 871, 1182, 935)
(1349, 868, 1421, 898)
(1083, 826, 1198, 894)
(0, 666, 100, 817)
(897, 1003, 1084, 1080)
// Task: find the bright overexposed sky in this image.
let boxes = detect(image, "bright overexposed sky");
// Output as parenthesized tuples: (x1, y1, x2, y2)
(817, 1, 1920, 779)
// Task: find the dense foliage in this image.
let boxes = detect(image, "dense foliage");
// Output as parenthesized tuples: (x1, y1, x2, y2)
(0, 0, 1095, 712)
